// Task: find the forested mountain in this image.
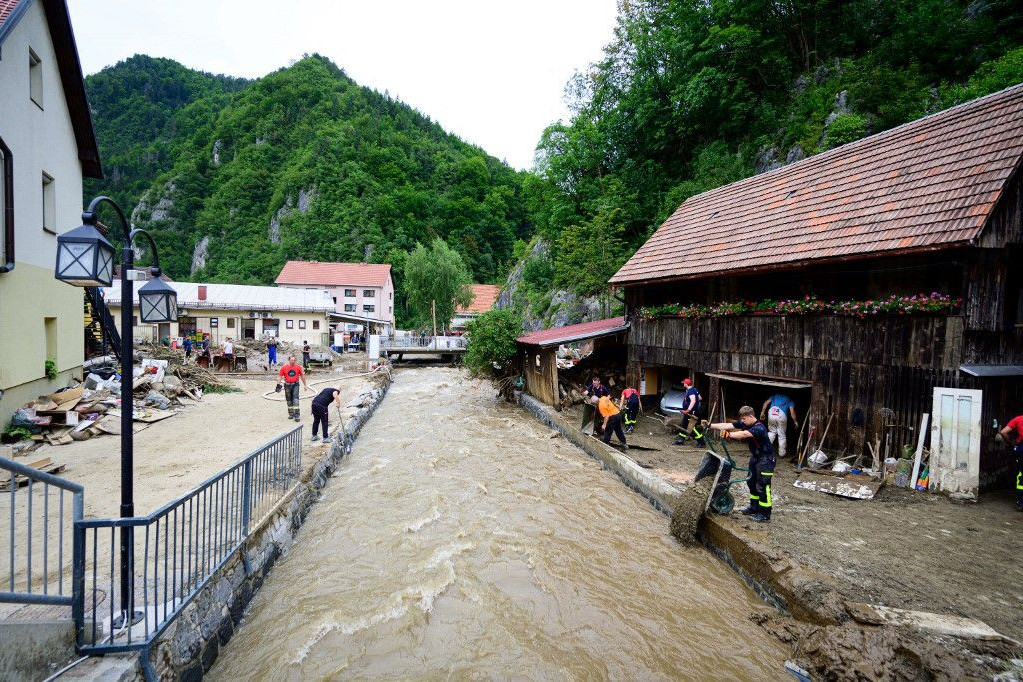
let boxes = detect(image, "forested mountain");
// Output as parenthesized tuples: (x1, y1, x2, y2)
(84, 54, 531, 298)
(518, 0, 1023, 317)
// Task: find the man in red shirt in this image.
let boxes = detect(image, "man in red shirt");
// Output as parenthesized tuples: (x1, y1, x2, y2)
(277, 355, 310, 421)
(999, 415, 1023, 510)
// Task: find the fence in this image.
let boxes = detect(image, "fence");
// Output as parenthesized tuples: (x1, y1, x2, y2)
(0, 457, 84, 614)
(74, 426, 302, 653)
(382, 335, 467, 350)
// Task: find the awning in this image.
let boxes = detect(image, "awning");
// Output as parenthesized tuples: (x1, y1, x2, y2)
(705, 371, 811, 389)
(959, 364, 1023, 377)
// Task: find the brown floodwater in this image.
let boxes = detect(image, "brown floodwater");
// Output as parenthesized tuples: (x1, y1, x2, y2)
(209, 368, 788, 680)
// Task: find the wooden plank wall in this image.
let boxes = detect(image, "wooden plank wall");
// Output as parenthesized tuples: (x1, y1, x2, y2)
(628, 314, 997, 466)
(521, 346, 559, 407)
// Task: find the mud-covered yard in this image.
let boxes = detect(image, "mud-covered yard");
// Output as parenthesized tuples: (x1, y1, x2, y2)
(563, 402, 1023, 643)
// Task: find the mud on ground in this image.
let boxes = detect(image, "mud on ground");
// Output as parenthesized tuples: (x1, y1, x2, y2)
(562, 403, 1023, 676)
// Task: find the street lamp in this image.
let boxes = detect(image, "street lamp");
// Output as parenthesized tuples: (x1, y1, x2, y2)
(55, 196, 177, 629)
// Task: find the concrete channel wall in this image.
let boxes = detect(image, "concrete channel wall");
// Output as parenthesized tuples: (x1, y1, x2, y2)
(83, 381, 393, 681)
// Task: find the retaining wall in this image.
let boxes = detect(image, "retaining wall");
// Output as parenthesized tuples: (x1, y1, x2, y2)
(134, 381, 392, 680)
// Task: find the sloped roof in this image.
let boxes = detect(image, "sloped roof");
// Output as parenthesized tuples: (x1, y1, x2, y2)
(611, 83, 1023, 286)
(517, 316, 628, 348)
(0, 0, 20, 24)
(0, 0, 102, 178)
(102, 281, 335, 313)
(457, 284, 501, 314)
(275, 261, 391, 288)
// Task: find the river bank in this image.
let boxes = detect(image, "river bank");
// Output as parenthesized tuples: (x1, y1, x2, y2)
(537, 398, 1023, 679)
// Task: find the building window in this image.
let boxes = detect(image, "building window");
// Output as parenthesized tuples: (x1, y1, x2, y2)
(332, 296, 337, 304)
(363, 289, 375, 297)
(299, 319, 306, 329)
(286, 319, 294, 329)
(227, 318, 236, 328)
(312, 320, 320, 330)
(344, 304, 355, 312)
(363, 305, 375, 313)
(41, 172, 54, 233)
(389, 306, 392, 314)
(389, 292, 392, 300)
(29, 48, 43, 109)
(0, 135, 11, 272)
(344, 289, 356, 297)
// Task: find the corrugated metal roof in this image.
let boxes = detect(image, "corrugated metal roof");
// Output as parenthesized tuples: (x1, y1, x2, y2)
(102, 281, 335, 313)
(457, 284, 501, 314)
(275, 261, 391, 287)
(516, 316, 628, 348)
(611, 83, 1023, 286)
(959, 364, 1023, 377)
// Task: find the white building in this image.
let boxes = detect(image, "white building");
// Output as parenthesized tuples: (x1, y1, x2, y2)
(0, 0, 101, 426)
(275, 261, 395, 335)
(102, 281, 335, 346)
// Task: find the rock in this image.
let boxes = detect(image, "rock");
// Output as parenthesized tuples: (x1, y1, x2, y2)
(191, 236, 210, 275)
(786, 145, 805, 164)
(756, 147, 783, 174)
(163, 375, 183, 393)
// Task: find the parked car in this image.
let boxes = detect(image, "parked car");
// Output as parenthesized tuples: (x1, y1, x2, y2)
(659, 383, 688, 416)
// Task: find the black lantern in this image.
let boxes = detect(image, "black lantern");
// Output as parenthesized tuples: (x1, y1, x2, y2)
(54, 221, 114, 286)
(138, 276, 178, 323)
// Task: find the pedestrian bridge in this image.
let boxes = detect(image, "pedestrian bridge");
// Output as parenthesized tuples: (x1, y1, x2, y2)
(377, 335, 467, 358)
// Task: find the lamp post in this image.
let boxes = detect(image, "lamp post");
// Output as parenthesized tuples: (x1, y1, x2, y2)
(56, 196, 177, 629)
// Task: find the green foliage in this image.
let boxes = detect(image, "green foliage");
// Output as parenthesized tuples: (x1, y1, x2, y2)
(2, 425, 32, 441)
(531, 0, 1023, 296)
(463, 308, 523, 379)
(44, 359, 57, 381)
(824, 114, 868, 149)
(402, 238, 474, 330)
(85, 54, 532, 322)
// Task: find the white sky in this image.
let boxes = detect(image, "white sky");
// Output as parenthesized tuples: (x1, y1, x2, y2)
(67, 0, 620, 170)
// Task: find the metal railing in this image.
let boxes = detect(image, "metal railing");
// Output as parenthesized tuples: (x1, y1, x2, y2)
(74, 426, 302, 653)
(382, 335, 467, 350)
(0, 457, 84, 613)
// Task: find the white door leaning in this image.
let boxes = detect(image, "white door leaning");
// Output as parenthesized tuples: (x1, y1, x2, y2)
(930, 387, 982, 495)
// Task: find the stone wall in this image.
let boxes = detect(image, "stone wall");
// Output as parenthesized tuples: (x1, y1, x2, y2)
(138, 382, 391, 681)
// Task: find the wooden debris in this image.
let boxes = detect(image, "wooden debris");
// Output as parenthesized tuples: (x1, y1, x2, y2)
(0, 457, 66, 490)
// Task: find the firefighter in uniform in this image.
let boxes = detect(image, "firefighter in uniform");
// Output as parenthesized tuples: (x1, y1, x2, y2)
(998, 414, 1023, 511)
(711, 405, 776, 522)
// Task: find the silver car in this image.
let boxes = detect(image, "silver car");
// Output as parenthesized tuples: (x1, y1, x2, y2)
(659, 383, 689, 416)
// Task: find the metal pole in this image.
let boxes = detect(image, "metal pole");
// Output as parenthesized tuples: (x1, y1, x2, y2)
(119, 244, 134, 624)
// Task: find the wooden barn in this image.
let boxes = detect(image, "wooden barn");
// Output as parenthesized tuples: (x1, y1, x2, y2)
(610, 83, 1023, 495)
(517, 317, 630, 408)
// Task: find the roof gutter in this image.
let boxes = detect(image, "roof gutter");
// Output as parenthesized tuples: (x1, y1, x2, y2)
(610, 241, 970, 289)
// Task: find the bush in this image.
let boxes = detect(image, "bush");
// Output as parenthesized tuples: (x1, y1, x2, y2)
(824, 114, 867, 149)
(464, 308, 522, 380)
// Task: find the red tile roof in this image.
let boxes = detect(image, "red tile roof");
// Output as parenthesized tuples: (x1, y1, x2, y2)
(611, 83, 1023, 286)
(457, 284, 501, 314)
(275, 261, 391, 288)
(517, 316, 628, 347)
(0, 0, 21, 25)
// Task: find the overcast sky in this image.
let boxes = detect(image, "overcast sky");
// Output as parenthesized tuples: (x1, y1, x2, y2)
(67, 0, 619, 170)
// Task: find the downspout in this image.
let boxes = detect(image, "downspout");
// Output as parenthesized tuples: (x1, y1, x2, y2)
(0, 136, 13, 273)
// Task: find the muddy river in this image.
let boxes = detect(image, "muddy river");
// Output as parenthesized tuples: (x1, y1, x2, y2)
(209, 368, 787, 680)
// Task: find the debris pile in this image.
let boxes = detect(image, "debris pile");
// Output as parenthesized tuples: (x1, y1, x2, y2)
(1, 351, 237, 458)
(556, 360, 628, 410)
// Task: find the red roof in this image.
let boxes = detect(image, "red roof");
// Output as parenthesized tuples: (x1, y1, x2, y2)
(275, 261, 391, 288)
(0, 0, 20, 25)
(611, 83, 1023, 286)
(457, 284, 501, 314)
(517, 316, 628, 347)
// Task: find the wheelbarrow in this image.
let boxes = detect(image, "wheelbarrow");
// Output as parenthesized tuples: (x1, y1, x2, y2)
(692, 438, 751, 515)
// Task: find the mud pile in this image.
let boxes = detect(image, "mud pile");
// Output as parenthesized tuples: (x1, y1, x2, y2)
(669, 479, 713, 545)
(754, 612, 1021, 681)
